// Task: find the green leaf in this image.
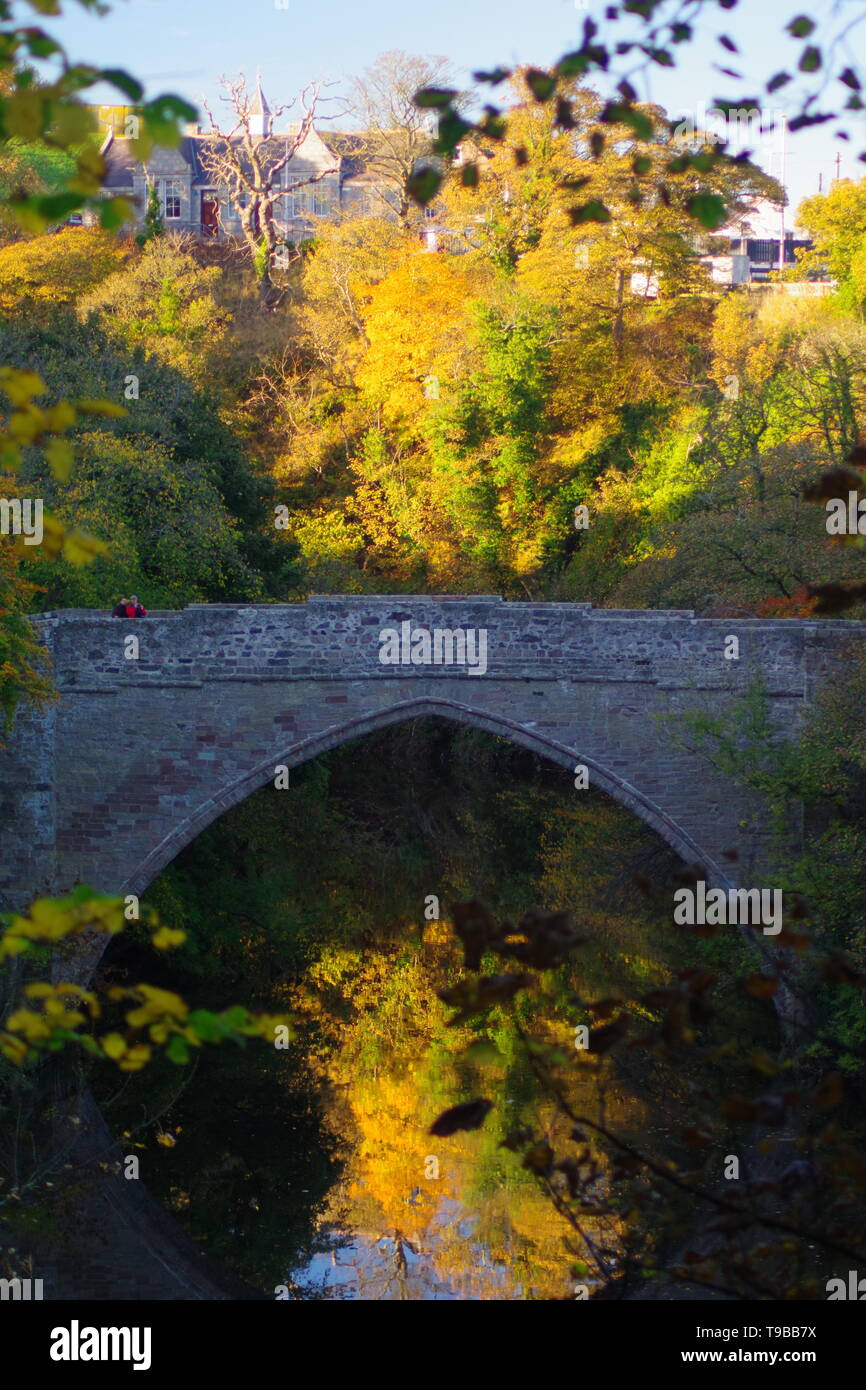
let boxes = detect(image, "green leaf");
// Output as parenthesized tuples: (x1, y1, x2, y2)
(414, 86, 457, 109)
(600, 102, 653, 140)
(141, 94, 197, 147)
(786, 14, 816, 37)
(464, 1039, 503, 1064)
(22, 190, 82, 222)
(477, 111, 507, 141)
(101, 69, 144, 101)
(23, 30, 61, 58)
(406, 165, 443, 206)
(472, 67, 511, 85)
(525, 68, 556, 102)
(435, 110, 471, 155)
(568, 200, 611, 225)
(98, 196, 134, 230)
(687, 192, 728, 229)
(187, 1009, 221, 1042)
(166, 1035, 190, 1065)
(644, 46, 674, 67)
(70, 884, 98, 903)
(799, 46, 822, 73)
(766, 71, 792, 92)
(555, 50, 590, 79)
(840, 68, 862, 91)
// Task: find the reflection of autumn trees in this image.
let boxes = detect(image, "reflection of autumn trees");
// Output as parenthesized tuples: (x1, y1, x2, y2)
(294, 870, 683, 1298)
(113, 719, 768, 1297)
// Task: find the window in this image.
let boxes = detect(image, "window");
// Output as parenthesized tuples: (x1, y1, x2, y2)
(163, 179, 182, 219)
(750, 239, 777, 263)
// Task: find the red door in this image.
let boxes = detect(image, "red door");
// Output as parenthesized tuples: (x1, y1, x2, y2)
(200, 193, 219, 237)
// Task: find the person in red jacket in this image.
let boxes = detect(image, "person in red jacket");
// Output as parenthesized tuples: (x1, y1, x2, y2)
(117, 594, 146, 617)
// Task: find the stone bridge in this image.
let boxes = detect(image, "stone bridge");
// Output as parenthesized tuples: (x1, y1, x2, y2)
(2, 597, 863, 930)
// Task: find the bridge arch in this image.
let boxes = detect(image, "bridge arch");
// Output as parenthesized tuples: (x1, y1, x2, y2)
(2, 598, 861, 940)
(124, 694, 730, 902)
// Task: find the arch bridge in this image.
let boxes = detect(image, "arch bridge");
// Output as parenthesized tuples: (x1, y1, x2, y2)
(1, 597, 861, 941)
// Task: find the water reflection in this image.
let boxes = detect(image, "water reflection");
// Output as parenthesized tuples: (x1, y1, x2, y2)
(293, 1198, 515, 1299)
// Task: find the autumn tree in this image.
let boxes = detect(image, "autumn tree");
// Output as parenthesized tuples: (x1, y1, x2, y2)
(0, 225, 128, 315)
(796, 176, 866, 313)
(348, 50, 456, 230)
(200, 75, 338, 305)
(78, 234, 228, 385)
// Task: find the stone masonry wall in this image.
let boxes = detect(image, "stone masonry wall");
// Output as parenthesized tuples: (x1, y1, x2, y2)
(1, 598, 864, 940)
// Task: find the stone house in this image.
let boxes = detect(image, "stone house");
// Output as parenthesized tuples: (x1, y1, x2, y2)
(99, 81, 397, 241)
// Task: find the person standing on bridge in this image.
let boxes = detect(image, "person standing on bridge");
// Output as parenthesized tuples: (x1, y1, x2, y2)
(111, 596, 147, 617)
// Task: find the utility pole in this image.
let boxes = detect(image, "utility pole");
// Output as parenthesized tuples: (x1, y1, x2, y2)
(834, 152, 842, 183)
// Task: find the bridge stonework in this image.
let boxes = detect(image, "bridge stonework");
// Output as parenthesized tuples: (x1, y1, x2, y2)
(1, 597, 863, 936)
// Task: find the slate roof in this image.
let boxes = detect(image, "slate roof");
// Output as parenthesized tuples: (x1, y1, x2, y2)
(100, 129, 340, 190)
(250, 77, 270, 118)
(101, 136, 135, 189)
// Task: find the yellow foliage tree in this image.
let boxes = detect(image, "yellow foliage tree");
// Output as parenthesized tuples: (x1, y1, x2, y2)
(0, 227, 129, 314)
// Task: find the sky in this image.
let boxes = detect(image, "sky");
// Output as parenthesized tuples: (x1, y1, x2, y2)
(45, 0, 865, 217)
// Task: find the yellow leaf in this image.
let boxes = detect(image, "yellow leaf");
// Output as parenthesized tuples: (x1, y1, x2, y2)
(44, 438, 74, 481)
(5, 90, 45, 142)
(151, 926, 187, 950)
(0, 369, 47, 405)
(130, 133, 155, 162)
(6, 1009, 52, 1041)
(0, 1034, 28, 1065)
(39, 512, 65, 558)
(42, 402, 78, 434)
(62, 528, 109, 567)
(117, 1043, 151, 1072)
(76, 398, 128, 419)
(101, 1033, 127, 1060)
(50, 103, 97, 148)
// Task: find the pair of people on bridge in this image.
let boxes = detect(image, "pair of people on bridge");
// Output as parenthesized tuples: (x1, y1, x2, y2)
(111, 595, 147, 619)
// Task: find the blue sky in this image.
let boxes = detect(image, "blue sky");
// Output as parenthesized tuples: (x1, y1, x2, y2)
(47, 0, 863, 214)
